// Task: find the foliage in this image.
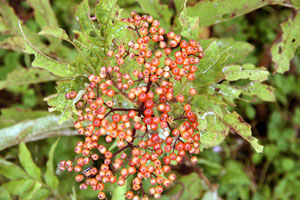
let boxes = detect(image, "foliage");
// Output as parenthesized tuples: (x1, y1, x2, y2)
(0, 0, 299, 199)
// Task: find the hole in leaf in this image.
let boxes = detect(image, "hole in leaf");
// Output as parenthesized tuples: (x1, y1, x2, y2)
(292, 38, 296, 43)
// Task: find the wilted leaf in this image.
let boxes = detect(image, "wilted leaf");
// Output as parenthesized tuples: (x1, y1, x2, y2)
(0, 158, 28, 180)
(2, 179, 35, 195)
(223, 112, 263, 153)
(222, 64, 269, 81)
(0, 115, 74, 151)
(200, 38, 254, 65)
(0, 68, 58, 90)
(44, 139, 60, 189)
(195, 41, 229, 86)
(19, 142, 42, 181)
(243, 82, 275, 102)
(271, 13, 300, 73)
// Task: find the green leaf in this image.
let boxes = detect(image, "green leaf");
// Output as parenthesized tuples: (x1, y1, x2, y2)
(243, 82, 275, 102)
(31, 188, 50, 200)
(47, 78, 87, 123)
(0, 187, 12, 200)
(193, 95, 226, 117)
(0, 36, 24, 51)
(19, 142, 42, 181)
(95, 0, 118, 33)
(2, 179, 35, 195)
(175, 0, 185, 12)
(200, 38, 254, 65)
(222, 64, 270, 81)
(0, 108, 49, 129)
(221, 160, 251, 185)
(111, 172, 129, 200)
(165, 173, 202, 199)
(27, 0, 60, 49)
(215, 83, 242, 106)
(20, 181, 42, 200)
(271, 13, 300, 73)
(26, 0, 58, 28)
(223, 112, 263, 153)
(137, 0, 173, 31)
(195, 41, 229, 86)
(0, 158, 28, 180)
(38, 26, 70, 42)
(44, 139, 59, 189)
(186, 0, 293, 27)
(202, 191, 218, 200)
(0, 68, 58, 90)
(0, 115, 74, 151)
(19, 22, 82, 77)
(178, 1, 203, 40)
(77, 0, 102, 44)
(200, 114, 229, 149)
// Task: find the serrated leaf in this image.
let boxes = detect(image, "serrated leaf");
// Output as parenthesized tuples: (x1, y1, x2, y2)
(137, 0, 173, 31)
(0, 115, 74, 151)
(0, 68, 58, 90)
(222, 64, 270, 81)
(95, 0, 118, 31)
(0, 187, 12, 200)
(0, 158, 28, 180)
(76, 0, 102, 44)
(200, 114, 229, 149)
(215, 83, 242, 106)
(200, 38, 254, 65)
(18, 22, 82, 77)
(19, 142, 42, 181)
(195, 41, 229, 86)
(39, 26, 70, 42)
(2, 179, 35, 195)
(243, 82, 275, 102)
(47, 78, 87, 123)
(186, 0, 293, 27)
(271, 12, 300, 73)
(223, 112, 263, 153)
(44, 139, 59, 189)
(20, 181, 42, 200)
(193, 94, 226, 117)
(178, 0, 203, 40)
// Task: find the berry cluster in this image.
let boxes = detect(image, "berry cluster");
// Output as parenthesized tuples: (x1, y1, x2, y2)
(60, 11, 203, 200)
